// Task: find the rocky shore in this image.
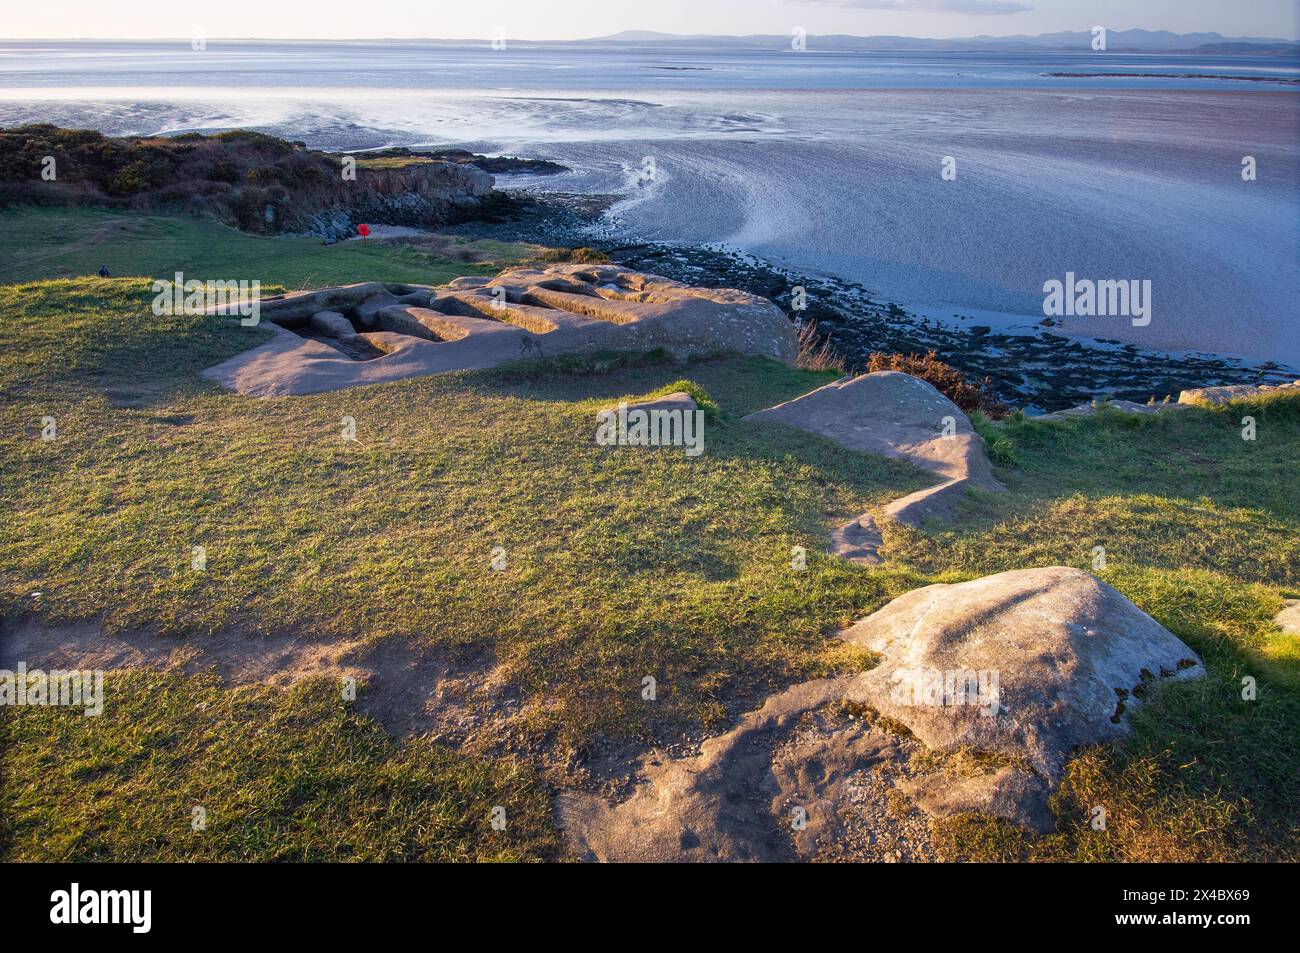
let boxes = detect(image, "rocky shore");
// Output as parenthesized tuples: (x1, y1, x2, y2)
(445, 189, 1297, 413)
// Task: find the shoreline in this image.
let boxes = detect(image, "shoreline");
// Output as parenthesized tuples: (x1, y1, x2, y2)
(447, 188, 1298, 413)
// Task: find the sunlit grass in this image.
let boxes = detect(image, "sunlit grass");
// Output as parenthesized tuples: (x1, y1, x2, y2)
(2, 223, 1298, 861)
(0, 673, 558, 861)
(0, 206, 531, 288)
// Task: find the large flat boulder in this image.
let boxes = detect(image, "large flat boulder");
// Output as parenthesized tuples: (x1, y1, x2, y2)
(202, 265, 796, 397)
(840, 566, 1204, 782)
(557, 566, 1208, 858)
(744, 372, 1005, 563)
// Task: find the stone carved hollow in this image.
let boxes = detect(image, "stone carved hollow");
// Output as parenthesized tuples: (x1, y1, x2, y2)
(201, 264, 799, 397)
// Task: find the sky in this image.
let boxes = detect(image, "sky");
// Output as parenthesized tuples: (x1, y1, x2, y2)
(3, 0, 1297, 41)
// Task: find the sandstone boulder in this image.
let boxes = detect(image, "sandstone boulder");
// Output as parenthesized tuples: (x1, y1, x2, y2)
(840, 566, 1204, 781)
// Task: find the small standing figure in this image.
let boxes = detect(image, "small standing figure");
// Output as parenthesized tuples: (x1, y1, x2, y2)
(98, 265, 110, 278)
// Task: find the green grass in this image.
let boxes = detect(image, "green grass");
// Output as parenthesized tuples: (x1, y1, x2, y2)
(969, 410, 1014, 465)
(0, 278, 926, 745)
(0, 206, 532, 288)
(903, 407, 1300, 861)
(355, 156, 436, 170)
(889, 404, 1300, 590)
(2, 212, 1298, 862)
(0, 672, 558, 861)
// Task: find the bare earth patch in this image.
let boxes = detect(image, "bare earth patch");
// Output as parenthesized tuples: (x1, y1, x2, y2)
(0, 617, 516, 744)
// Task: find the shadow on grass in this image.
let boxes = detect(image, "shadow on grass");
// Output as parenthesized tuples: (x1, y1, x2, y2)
(0, 278, 274, 410)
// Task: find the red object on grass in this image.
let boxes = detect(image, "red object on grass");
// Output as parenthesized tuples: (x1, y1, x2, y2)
(358, 223, 371, 239)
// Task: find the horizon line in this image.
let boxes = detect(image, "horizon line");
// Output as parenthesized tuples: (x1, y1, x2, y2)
(5, 29, 1298, 45)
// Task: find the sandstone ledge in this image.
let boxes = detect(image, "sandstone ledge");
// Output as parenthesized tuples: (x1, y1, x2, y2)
(745, 372, 1005, 564)
(201, 265, 797, 397)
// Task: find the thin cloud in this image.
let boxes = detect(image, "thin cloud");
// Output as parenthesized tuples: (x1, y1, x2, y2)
(805, 0, 1033, 14)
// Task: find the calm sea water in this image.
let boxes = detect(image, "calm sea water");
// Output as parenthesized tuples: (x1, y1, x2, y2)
(2, 40, 1297, 364)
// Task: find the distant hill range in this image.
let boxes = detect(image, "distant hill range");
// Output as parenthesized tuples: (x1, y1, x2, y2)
(582, 29, 1300, 55)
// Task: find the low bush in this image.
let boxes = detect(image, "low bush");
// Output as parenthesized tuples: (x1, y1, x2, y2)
(868, 350, 1010, 418)
(794, 319, 847, 373)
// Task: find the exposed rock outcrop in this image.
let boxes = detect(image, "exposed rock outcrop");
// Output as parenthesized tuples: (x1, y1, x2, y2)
(558, 677, 857, 863)
(557, 567, 1206, 860)
(1178, 379, 1300, 406)
(744, 372, 1005, 563)
(1035, 379, 1300, 420)
(1036, 398, 1192, 420)
(202, 265, 797, 397)
(1276, 600, 1300, 636)
(302, 159, 494, 241)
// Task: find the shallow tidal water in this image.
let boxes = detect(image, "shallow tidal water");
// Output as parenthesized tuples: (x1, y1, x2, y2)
(2, 40, 1297, 366)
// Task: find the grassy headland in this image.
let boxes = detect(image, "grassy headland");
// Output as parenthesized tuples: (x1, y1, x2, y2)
(1, 207, 1297, 862)
(0, 206, 533, 288)
(0, 126, 502, 237)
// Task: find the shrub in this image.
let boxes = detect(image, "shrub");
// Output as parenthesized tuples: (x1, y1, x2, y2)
(794, 319, 847, 373)
(230, 185, 290, 232)
(107, 160, 151, 196)
(867, 350, 1009, 419)
(209, 161, 240, 184)
(245, 166, 280, 186)
(538, 246, 611, 264)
